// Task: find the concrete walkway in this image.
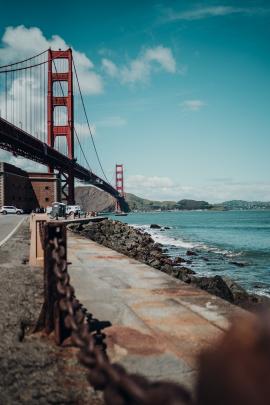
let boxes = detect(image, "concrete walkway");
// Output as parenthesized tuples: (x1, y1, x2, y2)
(68, 232, 245, 390)
(0, 214, 26, 246)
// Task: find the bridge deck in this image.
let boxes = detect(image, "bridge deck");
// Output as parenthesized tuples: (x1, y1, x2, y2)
(67, 233, 245, 390)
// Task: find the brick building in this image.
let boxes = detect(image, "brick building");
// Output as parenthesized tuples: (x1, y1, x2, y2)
(0, 162, 61, 212)
(28, 172, 61, 209)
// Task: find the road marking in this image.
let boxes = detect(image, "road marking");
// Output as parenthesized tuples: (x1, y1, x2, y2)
(0, 217, 26, 247)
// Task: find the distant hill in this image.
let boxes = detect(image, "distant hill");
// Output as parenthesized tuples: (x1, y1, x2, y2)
(75, 186, 115, 212)
(176, 199, 212, 210)
(213, 200, 270, 211)
(75, 187, 212, 212)
(126, 193, 177, 211)
(75, 186, 270, 212)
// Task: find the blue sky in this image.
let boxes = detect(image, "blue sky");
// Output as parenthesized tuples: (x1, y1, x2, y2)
(0, 0, 270, 202)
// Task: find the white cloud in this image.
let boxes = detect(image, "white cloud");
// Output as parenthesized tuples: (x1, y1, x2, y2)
(96, 116, 127, 128)
(0, 25, 103, 95)
(101, 58, 118, 77)
(102, 45, 177, 84)
(144, 46, 176, 73)
(126, 175, 270, 203)
(126, 175, 174, 191)
(0, 149, 45, 172)
(180, 99, 206, 111)
(164, 6, 270, 21)
(75, 122, 96, 137)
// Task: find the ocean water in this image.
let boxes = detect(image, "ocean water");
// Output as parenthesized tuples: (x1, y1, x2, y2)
(111, 210, 270, 297)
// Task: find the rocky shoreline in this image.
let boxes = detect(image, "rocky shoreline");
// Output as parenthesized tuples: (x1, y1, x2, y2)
(69, 219, 269, 310)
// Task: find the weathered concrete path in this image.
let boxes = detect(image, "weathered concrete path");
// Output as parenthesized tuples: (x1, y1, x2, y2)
(0, 214, 26, 246)
(68, 233, 245, 390)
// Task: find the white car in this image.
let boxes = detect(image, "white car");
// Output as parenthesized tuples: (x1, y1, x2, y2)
(0, 206, 24, 215)
(46, 206, 52, 214)
(66, 205, 81, 215)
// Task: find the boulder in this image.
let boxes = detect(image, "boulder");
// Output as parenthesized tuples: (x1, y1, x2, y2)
(221, 276, 249, 305)
(229, 261, 246, 267)
(69, 223, 82, 232)
(150, 250, 163, 259)
(173, 267, 196, 283)
(172, 256, 186, 265)
(160, 264, 174, 274)
(150, 224, 161, 229)
(186, 250, 197, 256)
(148, 259, 162, 269)
(192, 275, 234, 302)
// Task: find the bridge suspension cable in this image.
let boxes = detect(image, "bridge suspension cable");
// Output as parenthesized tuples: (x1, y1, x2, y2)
(0, 48, 111, 183)
(0, 50, 48, 141)
(0, 49, 48, 69)
(72, 57, 110, 183)
(51, 57, 92, 172)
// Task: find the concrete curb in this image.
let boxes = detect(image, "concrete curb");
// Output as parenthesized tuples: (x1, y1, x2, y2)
(0, 216, 26, 247)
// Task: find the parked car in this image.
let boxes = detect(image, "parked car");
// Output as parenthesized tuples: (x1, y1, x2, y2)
(46, 206, 52, 215)
(66, 205, 81, 216)
(0, 206, 24, 215)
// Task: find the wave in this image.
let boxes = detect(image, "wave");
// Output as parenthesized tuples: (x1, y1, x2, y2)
(131, 223, 243, 258)
(131, 224, 196, 249)
(249, 288, 270, 298)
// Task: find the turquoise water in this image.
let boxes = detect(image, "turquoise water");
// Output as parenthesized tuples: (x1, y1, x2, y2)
(111, 210, 270, 296)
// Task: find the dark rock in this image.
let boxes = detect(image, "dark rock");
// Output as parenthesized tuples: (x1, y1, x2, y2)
(221, 277, 250, 305)
(173, 267, 196, 283)
(150, 224, 161, 229)
(229, 261, 246, 267)
(149, 259, 162, 269)
(172, 256, 186, 265)
(163, 258, 174, 265)
(186, 250, 197, 256)
(69, 223, 83, 232)
(150, 249, 163, 259)
(160, 264, 174, 274)
(164, 226, 170, 230)
(192, 275, 234, 302)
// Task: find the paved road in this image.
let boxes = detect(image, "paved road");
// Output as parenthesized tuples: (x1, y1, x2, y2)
(0, 215, 26, 246)
(68, 233, 245, 390)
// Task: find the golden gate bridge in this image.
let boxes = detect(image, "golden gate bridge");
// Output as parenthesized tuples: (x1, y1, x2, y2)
(0, 48, 128, 211)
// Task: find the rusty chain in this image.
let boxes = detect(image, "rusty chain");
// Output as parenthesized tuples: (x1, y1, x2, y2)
(47, 224, 192, 405)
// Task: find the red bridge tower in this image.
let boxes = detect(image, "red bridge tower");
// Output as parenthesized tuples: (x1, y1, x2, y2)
(115, 164, 124, 212)
(47, 48, 75, 204)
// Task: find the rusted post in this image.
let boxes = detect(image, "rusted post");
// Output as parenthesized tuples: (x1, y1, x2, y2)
(43, 222, 71, 344)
